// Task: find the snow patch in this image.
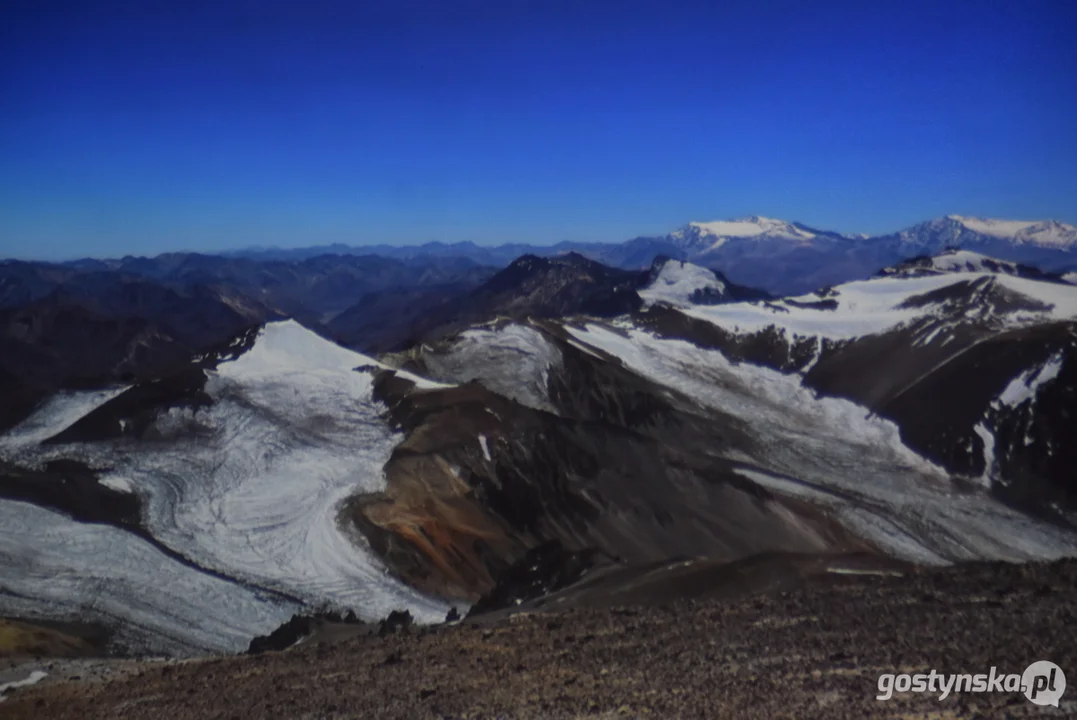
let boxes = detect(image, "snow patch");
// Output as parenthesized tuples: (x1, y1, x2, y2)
(0, 500, 295, 655)
(566, 323, 945, 478)
(422, 324, 561, 413)
(98, 474, 135, 494)
(683, 274, 959, 340)
(799, 337, 823, 374)
(223, 319, 449, 390)
(478, 434, 492, 462)
(972, 423, 996, 488)
(0, 670, 47, 702)
(996, 353, 1064, 408)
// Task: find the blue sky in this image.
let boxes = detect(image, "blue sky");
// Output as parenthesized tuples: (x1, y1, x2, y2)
(2, 0, 1076, 259)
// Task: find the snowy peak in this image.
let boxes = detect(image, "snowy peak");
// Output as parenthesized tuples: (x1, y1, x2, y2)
(640, 258, 728, 309)
(218, 319, 375, 376)
(216, 319, 446, 389)
(687, 216, 814, 240)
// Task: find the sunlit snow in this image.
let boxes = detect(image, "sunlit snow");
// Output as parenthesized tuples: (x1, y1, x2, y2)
(680, 272, 1077, 340)
(0, 670, 48, 703)
(639, 260, 726, 309)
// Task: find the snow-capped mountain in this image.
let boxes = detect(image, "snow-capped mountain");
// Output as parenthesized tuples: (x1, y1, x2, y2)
(668, 256, 1077, 344)
(615, 216, 860, 296)
(638, 257, 769, 309)
(667, 216, 824, 252)
(639, 258, 728, 308)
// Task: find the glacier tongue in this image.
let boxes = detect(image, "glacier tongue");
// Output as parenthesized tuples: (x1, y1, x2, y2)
(0, 500, 296, 655)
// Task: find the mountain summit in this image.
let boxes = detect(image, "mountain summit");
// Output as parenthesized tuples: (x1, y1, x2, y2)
(664, 216, 844, 255)
(673, 216, 816, 244)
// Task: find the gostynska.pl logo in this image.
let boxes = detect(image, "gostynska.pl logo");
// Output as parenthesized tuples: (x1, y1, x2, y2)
(877, 661, 1065, 707)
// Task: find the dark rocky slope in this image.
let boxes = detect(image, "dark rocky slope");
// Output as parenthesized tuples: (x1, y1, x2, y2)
(326, 279, 495, 353)
(348, 343, 868, 602)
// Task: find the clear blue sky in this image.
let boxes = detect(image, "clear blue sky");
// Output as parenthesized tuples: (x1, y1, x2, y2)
(2, 0, 1076, 259)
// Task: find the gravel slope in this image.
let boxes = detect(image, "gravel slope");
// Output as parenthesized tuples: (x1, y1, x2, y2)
(5, 559, 1075, 719)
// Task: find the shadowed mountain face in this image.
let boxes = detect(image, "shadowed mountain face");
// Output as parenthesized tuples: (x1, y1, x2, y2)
(388, 253, 648, 345)
(325, 280, 495, 353)
(0, 254, 492, 322)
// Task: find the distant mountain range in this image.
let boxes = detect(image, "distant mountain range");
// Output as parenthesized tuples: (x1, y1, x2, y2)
(217, 214, 1077, 296)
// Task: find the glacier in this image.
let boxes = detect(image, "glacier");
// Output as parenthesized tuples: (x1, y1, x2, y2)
(0, 321, 450, 654)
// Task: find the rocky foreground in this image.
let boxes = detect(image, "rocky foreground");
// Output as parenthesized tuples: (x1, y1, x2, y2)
(4, 558, 1075, 719)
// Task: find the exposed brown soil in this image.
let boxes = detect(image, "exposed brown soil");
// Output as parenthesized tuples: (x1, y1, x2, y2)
(6, 559, 1075, 719)
(0, 619, 106, 663)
